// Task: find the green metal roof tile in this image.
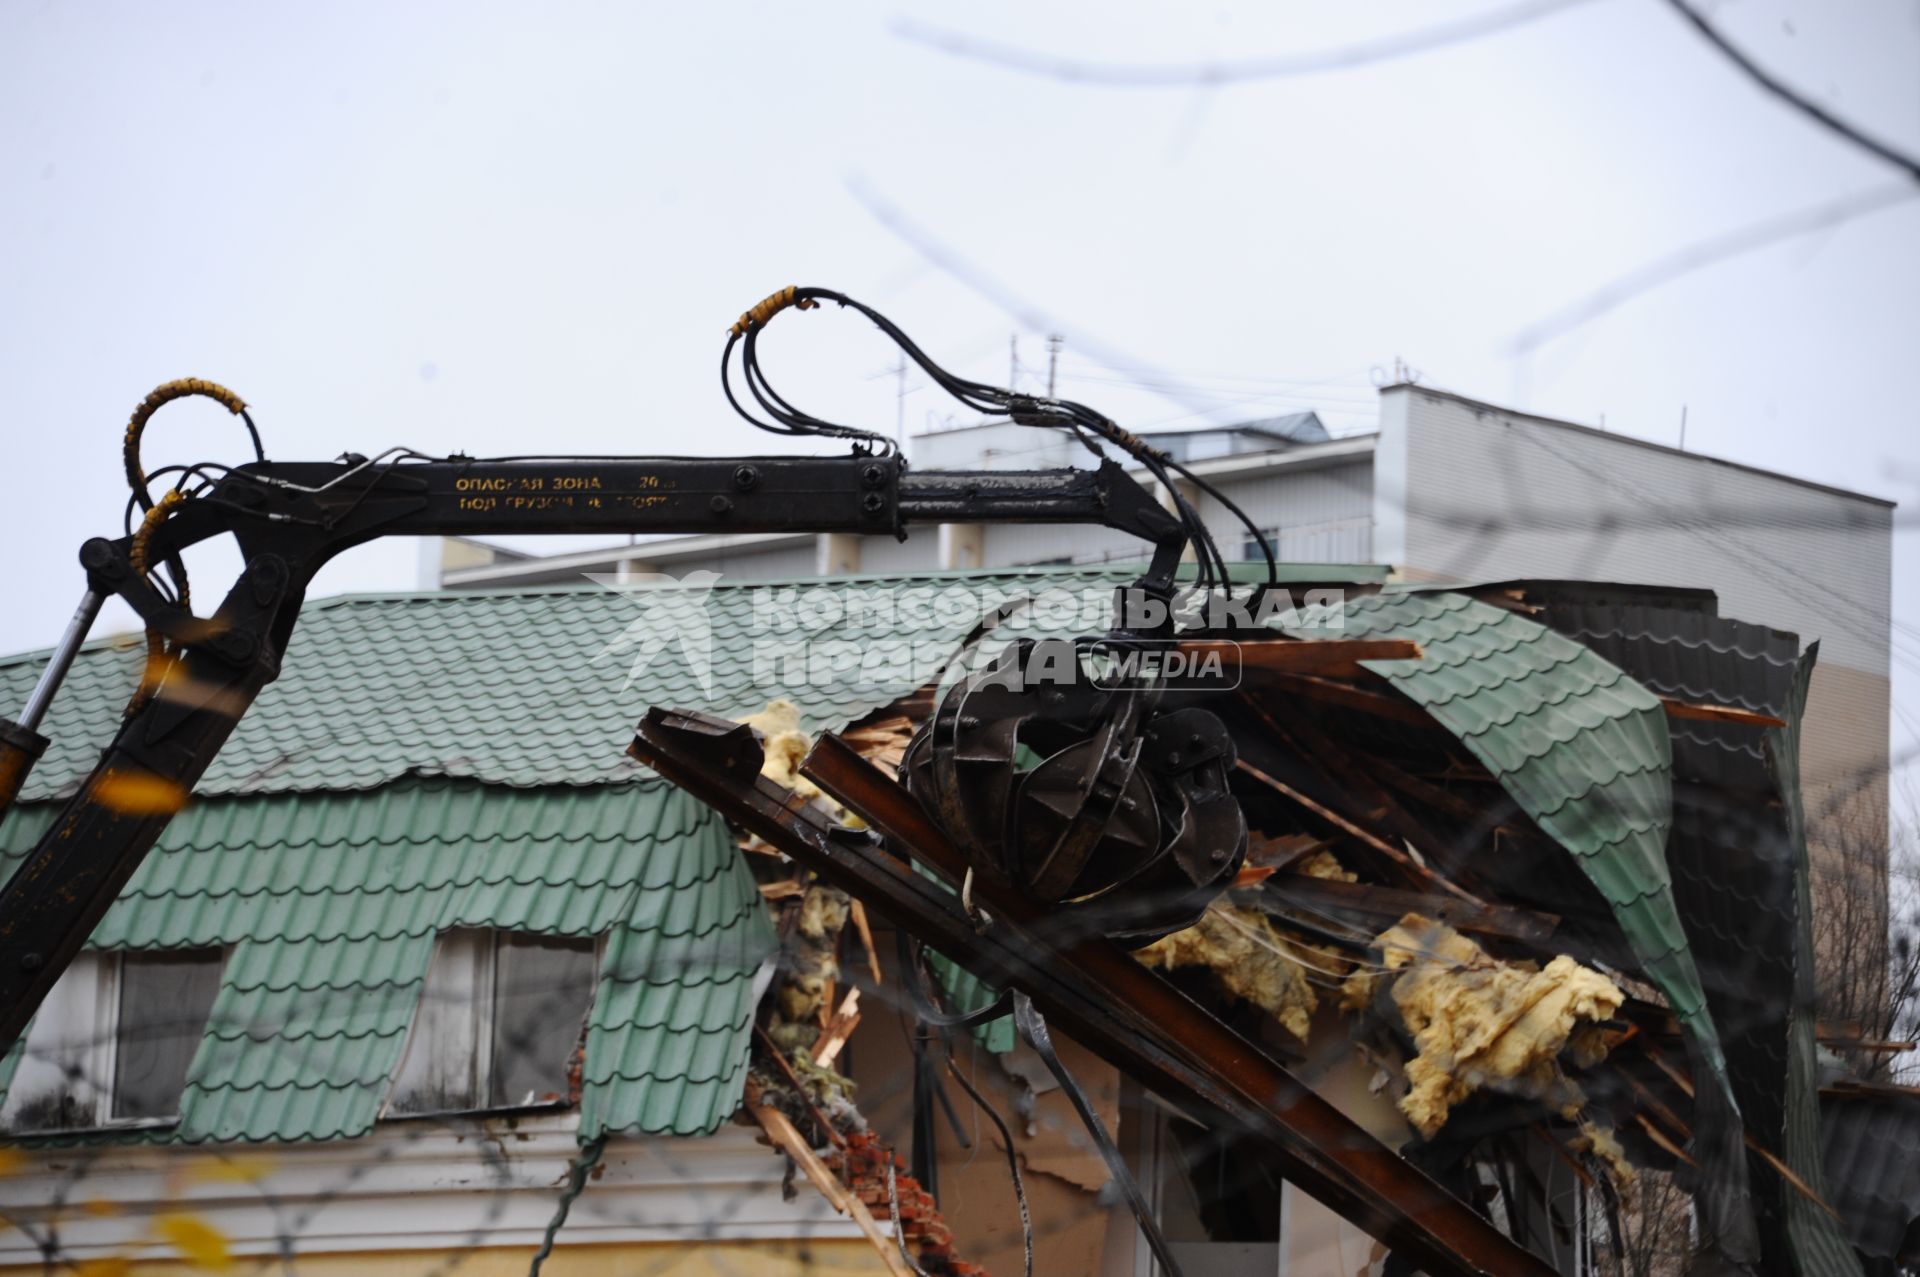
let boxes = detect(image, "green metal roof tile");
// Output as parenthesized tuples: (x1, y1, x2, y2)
(179, 930, 435, 1143)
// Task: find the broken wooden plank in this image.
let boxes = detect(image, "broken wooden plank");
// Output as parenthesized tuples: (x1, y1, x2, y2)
(1234, 757, 1480, 904)
(1180, 637, 1422, 680)
(1245, 831, 1333, 872)
(1816, 1037, 1918, 1054)
(1661, 697, 1786, 729)
(814, 988, 862, 1070)
(1261, 671, 1432, 726)
(752, 1024, 846, 1150)
(1263, 872, 1560, 944)
(1248, 701, 1496, 898)
(848, 898, 884, 986)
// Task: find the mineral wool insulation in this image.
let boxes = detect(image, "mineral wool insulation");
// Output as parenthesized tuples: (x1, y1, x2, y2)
(1343, 914, 1623, 1140)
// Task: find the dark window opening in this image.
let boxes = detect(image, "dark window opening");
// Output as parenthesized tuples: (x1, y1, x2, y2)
(112, 949, 223, 1121)
(387, 929, 599, 1118)
(489, 934, 596, 1108)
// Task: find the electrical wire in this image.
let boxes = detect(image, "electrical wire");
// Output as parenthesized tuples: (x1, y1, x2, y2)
(943, 1057, 1034, 1277)
(721, 286, 1279, 598)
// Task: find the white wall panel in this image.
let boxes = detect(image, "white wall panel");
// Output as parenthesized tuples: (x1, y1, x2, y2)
(1391, 388, 1894, 678)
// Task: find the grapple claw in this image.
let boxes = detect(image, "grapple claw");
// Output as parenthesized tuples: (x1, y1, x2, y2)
(902, 637, 1246, 945)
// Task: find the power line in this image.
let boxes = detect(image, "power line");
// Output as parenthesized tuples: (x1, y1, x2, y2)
(894, 0, 1603, 88)
(1661, 0, 1920, 183)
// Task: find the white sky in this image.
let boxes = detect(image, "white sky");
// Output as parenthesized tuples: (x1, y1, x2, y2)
(2, 0, 1916, 778)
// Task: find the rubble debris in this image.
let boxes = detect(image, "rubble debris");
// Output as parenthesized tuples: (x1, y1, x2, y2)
(746, 1090, 918, 1277)
(830, 1131, 991, 1277)
(1342, 914, 1624, 1140)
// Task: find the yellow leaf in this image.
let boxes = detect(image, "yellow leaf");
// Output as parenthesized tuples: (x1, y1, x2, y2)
(75, 1258, 132, 1277)
(0, 1147, 25, 1177)
(155, 1213, 230, 1270)
(92, 771, 188, 816)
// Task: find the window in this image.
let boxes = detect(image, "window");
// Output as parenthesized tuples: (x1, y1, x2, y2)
(113, 950, 224, 1120)
(0, 949, 225, 1133)
(1125, 1077, 1283, 1276)
(490, 934, 598, 1108)
(386, 930, 598, 1117)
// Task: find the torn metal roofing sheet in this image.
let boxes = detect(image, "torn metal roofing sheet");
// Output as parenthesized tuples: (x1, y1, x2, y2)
(0, 776, 771, 1143)
(1302, 588, 1760, 1257)
(1307, 593, 1708, 1036)
(1511, 586, 1856, 1274)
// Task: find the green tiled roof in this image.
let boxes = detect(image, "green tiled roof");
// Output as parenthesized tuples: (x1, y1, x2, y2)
(0, 569, 1305, 804)
(0, 777, 770, 1143)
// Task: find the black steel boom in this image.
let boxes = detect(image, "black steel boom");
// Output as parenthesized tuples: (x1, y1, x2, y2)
(0, 449, 1187, 1052)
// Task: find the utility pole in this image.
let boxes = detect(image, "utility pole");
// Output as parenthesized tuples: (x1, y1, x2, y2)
(1678, 404, 1688, 451)
(896, 353, 908, 451)
(1009, 333, 1019, 390)
(1046, 334, 1063, 397)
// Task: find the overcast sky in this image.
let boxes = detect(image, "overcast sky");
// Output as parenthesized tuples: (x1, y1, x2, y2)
(2, 0, 1915, 779)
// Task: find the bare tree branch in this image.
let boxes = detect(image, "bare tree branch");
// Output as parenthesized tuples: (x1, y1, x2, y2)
(894, 0, 1603, 88)
(1510, 181, 1920, 354)
(1661, 0, 1920, 183)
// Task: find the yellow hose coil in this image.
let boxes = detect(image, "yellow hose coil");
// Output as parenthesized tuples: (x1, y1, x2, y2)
(729, 286, 817, 337)
(123, 378, 248, 498)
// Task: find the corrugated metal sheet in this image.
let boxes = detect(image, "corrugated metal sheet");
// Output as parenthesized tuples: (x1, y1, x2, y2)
(1539, 593, 1799, 790)
(1773, 649, 1867, 1276)
(0, 778, 771, 1143)
(1307, 589, 1758, 1249)
(1822, 1090, 1920, 1275)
